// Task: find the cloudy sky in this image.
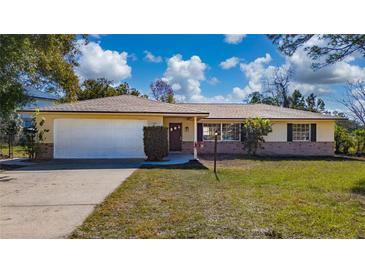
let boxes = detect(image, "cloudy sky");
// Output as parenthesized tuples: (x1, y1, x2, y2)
(76, 35, 365, 111)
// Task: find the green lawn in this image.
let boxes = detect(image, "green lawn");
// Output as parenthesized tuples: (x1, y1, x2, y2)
(0, 145, 27, 158)
(70, 156, 365, 239)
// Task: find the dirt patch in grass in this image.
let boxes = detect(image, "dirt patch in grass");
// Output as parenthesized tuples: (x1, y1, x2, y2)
(199, 154, 260, 170)
(70, 158, 365, 239)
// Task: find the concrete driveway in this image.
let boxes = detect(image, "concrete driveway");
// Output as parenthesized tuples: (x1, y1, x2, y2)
(0, 159, 142, 238)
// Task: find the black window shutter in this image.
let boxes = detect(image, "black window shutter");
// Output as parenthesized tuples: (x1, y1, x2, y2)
(197, 123, 203, 142)
(240, 123, 246, 142)
(287, 123, 293, 142)
(311, 123, 317, 142)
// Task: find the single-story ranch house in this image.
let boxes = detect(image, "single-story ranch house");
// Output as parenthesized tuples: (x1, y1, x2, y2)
(20, 95, 342, 159)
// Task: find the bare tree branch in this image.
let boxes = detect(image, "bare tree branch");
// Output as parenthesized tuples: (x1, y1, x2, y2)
(341, 81, 365, 126)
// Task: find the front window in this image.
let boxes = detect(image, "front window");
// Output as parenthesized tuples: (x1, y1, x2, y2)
(203, 124, 221, 140)
(222, 123, 240, 140)
(292, 124, 310, 141)
(203, 123, 240, 141)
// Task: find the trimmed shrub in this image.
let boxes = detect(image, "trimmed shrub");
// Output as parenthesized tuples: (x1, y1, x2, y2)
(241, 117, 272, 155)
(143, 126, 168, 161)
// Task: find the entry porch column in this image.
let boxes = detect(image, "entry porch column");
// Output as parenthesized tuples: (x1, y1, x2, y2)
(193, 116, 198, 160)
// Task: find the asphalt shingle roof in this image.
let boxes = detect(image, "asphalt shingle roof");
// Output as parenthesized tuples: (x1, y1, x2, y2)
(21, 95, 339, 120)
(180, 103, 339, 120)
(22, 95, 209, 115)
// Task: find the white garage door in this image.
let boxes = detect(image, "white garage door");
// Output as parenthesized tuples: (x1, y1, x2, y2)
(54, 119, 147, 159)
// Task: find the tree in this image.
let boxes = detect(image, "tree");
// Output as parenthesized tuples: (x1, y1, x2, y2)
(0, 35, 81, 119)
(329, 111, 359, 132)
(341, 81, 365, 126)
(0, 114, 22, 158)
(76, 78, 114, 100)
(246, 91, 276, 105)
(20, 111, 49, 160)
(73, 78, 147, 101)
(247, 92, 264, 104)
(150, 79, 175, 103)
(247, 89, 326, 112)
(353, 129, 365, 155)
(289, 89, 305, 110)
(334, 125, 353, 154)
(268, 35, 365, 69)
(330, 111, 365, 156)
(262, 67, 292, 107)
(306, 93, 325, 112)
(241, 118, 272, 155)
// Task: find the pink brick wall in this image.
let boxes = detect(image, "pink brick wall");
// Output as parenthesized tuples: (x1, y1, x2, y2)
(182, 141, 334, 156)
(37, 143, 54, 160)
(259, 142, 334, 156)
(43, 141, 335, 160)
(182, 141, 194, 154)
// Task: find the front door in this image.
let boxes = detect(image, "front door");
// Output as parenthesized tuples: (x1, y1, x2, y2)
(169, 123, 182, 151)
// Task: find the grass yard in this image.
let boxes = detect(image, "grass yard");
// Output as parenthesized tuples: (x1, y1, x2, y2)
(70, 156, 365, 239)
(0, 145, 27, 158)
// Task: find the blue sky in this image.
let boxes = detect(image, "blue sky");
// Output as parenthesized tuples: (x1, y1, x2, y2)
(76, 34, 365, 111)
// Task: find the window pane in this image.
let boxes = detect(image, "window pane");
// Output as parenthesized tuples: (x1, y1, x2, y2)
(292, 124, 310, 141)
(222, 123, 240, 140)
(203, 124, 221, 140)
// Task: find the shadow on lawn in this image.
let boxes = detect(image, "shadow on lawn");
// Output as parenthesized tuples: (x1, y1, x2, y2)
(352, 179, 365, 197)
(141, 160, 208, 170)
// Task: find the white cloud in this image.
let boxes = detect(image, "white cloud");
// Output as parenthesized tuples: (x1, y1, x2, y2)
(226, 47, 365, 102)
(128, 53, 138, 61)
(289, 55, 365, 85)
(220, 57, 240, 69)
(229, 87, 252, 100)
(290, 82, 330, 95)
(287, 37, 365, 85)
(207, 77, 220, 85)
(189, 54, 275, 103)
(163, 54, 207, 101)
(144, 50, 162, 63)
(188, 94, 228, 103)
(77, 41, 131, 83)
(224, 34, 246, 44)
(239, 53, 274, 91)
(222, 54, 285, 101)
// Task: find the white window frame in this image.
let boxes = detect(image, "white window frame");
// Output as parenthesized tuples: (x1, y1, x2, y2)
(203, 123, 240, 142)
(203, 123, 221, 141)
(222, 123, 240, 141)
(292, 123, 311, 142)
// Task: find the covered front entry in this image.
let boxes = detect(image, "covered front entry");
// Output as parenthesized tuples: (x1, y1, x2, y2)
(164, 117, 198, 159)
(54, 118, 147, 159)
(169, 123, 182, 151)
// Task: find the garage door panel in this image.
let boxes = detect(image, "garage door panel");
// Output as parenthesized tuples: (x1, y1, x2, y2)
(54, 119, 147, 159)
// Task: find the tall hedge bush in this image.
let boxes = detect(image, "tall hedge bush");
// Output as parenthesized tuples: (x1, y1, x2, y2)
(241, 117, 272, 155)
(143, 126, 168, 161)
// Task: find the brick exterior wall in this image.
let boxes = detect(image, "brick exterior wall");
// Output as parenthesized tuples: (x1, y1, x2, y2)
(36, 143, 54, 160)
(189, 141, 334, 156)
(42, 141, 334, 159)
(197, 141, 243, 154)
(259, 142, 334, 156)
(182, 141, 194, 154)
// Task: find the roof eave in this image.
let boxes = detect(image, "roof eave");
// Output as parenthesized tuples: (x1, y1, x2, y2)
(17, 109, 209, 117)
(203, 117, 346, 120)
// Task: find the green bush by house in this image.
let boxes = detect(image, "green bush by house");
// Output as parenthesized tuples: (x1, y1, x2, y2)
(143, 126, 168, 161)
(335, 125, 365, 155)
